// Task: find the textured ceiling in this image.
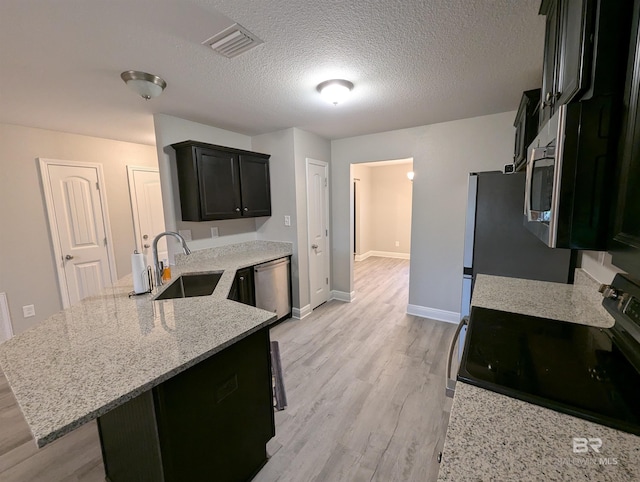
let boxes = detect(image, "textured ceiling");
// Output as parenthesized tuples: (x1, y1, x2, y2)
(0, 0, 545, 146)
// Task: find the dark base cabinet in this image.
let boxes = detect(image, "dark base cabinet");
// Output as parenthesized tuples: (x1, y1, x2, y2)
(97, 328, 275, 482)
(228, 267, 256, 307)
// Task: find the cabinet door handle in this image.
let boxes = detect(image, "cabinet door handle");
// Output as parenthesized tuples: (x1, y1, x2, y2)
(543, 91, 560, 107)
(235, 207, 241, 212)
(243, 207, 249, 212)
(144, 244, 150, 249)
(239, 276, 245, 281)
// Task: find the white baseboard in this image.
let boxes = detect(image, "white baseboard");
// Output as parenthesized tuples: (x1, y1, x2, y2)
(330, 290, 356, 302)
(292, 304, 312, 320)
(355, 251, 410, 261)
(407, 304, 460, 324)
(0, 292, 14, 344)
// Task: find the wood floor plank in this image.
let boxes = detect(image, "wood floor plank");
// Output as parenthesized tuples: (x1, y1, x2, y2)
(255, 256, 456, 482)
(0, 256, 455, 481)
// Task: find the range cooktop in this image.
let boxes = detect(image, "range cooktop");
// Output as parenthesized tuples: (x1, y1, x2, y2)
(458, 306, 640, 435)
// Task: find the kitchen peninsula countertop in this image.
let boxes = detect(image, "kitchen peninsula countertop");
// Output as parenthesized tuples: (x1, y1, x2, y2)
(438, 273, 640, 481)
(0, 240, 292, 448)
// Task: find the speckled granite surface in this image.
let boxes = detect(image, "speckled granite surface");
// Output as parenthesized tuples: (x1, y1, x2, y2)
(439, 383, 640, 481)
(0, 240, 292, 448)
(439, 272, 639, 481)
(471, 273, 614, 328)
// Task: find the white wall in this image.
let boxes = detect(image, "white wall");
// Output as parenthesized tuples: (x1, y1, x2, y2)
(153, 114, 257, 255)
(352, 163, 413, 257)
(0, 123, 158, 333)
(252, 129, 300, 305)
(331, 111, 516, 317)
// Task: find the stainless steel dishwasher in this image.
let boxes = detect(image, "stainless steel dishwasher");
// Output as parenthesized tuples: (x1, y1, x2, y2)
(254, 257, 291, 321)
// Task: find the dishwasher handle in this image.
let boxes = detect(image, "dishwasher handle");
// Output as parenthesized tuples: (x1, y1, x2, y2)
(254, 257, 290, 272)
(445, 316, 468, 398)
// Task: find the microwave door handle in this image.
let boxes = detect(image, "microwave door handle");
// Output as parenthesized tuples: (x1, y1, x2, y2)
(524, 147, 544, 221)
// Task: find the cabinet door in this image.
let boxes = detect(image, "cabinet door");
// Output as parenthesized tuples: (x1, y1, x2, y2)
(611, 2, 640, 276)
(540, 0, 559, 127)
(239, 154, 271, 217)
(556, 0, 592, 106)
(514, 107, 526, 166)
(230, 267, 255, 306)
(153, 328, 274, 482)
(197, 148, 242, 220)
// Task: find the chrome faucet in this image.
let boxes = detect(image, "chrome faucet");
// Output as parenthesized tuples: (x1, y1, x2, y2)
(152, 231, 191, 286)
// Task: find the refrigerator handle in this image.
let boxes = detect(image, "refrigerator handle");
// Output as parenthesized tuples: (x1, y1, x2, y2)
(445, 316, 469, 398)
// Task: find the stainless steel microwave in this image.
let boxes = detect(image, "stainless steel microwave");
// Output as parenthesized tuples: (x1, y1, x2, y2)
(523, 98, 616, 249)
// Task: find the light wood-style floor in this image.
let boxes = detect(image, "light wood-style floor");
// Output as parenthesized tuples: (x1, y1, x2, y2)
(0, 257, 455, 481)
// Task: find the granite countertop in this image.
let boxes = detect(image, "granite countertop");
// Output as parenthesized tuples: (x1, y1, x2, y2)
(0, 240, 292, 448)
(438, 271, 640, 481)
(471, 273, 614, 328)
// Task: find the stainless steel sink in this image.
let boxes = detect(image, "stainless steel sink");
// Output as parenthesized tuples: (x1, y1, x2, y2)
(153, 272, 222, 300)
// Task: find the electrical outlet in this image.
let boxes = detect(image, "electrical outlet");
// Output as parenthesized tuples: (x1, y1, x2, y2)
(178, 229, 192, 241)
(211, 227, 219, 238)
(395, 241, 400, 247)
(284, 215, 291, 227)
(23, 304, 35, 318)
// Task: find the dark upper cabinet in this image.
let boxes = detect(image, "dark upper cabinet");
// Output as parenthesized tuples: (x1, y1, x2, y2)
(171, 141, 271, 221)
(539, 0, 594, 128)
(239, 154, 272, 218)
(513, 89, 541, 170)
(611, 1, 640, 277)
(540, 0, 560, 127)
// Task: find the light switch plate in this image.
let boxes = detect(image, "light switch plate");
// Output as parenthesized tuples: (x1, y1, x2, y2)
(284, 215, 291, 227)
(211, 227, 219, 238)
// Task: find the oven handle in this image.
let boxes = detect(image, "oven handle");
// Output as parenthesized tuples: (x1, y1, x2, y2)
(445, 316, 469, 398)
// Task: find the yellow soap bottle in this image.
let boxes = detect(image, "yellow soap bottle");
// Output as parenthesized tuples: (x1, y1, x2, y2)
(162, 260, 171, 282)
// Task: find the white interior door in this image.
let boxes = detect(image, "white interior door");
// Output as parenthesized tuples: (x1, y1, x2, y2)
(307, 159, 330, 309)
(41, 160, 115, 307)
(128, 167, 166, 265)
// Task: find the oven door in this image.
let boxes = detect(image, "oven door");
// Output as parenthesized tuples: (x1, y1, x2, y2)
(524, 104, 567, 247)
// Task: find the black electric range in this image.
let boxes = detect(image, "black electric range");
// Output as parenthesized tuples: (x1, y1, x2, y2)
(458, 274, 640, 435)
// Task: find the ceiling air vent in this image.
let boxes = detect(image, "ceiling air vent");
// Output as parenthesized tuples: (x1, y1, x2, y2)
(202, 23, 263, 58)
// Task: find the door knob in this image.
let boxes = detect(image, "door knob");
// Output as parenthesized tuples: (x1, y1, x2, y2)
(65, 254, 74, 260)
(311, 244, 318, 249)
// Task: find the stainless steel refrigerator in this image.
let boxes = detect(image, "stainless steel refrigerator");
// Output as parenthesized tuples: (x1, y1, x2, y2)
(461, 171, 574, 317)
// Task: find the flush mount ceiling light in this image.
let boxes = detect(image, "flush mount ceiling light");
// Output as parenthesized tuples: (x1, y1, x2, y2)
(120, 71, 167, 100)
(407, 171, 415, 181)
(316, 79, 354, 105)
